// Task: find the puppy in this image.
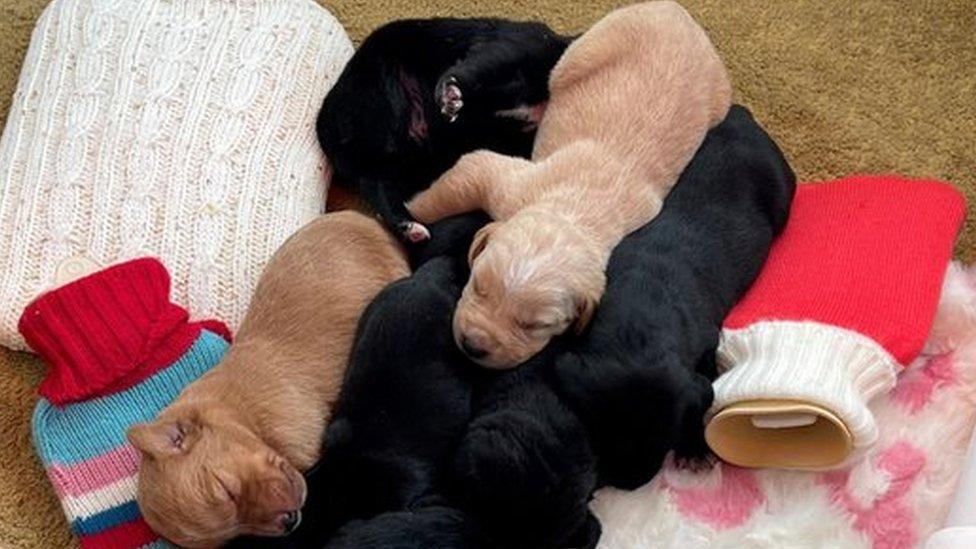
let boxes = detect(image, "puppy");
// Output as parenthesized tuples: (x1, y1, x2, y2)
(235, 215, 491, 548)
(407, 1, 732, 369)
(450, 353, 601, 549)
(127, 212, 409, 547)
(318, 18, 571, 242)
(552, 105, 796, 489)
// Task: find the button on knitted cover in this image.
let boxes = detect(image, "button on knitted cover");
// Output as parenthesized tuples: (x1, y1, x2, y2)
(709, 175, 966, 466)
(0, 0, 354, 350)
(21, 258, 231, 549)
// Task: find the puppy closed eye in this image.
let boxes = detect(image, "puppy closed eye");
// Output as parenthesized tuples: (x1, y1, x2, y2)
(212, 473, 238, 503)
(519, 319, 556, 332)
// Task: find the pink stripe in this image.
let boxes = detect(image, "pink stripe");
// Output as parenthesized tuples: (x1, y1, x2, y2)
(47, 445, 141, 498)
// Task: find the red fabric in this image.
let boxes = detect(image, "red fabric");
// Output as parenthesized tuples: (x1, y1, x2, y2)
(18, 258, 232, 405)
(725, 175, 966, 366)
(80, 518, 158, 549)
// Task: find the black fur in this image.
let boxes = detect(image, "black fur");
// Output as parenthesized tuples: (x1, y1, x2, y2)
(317, 18, 570, 240)
(551, 105, 797, 489)
(324, 507, 487, 549)
(449, 354, 600, 549)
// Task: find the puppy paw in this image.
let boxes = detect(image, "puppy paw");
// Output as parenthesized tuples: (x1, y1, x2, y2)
(398, 221, 431, 243)
(435, 75, 464, 122)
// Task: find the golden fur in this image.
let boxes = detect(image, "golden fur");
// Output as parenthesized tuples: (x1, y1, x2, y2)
(127, 212, 409, 547)
(407, 1, 731, 369)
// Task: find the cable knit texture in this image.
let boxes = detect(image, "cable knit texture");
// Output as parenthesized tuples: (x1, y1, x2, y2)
(21, 257, 231, 548)
(0, 0, 354, 350)
(713, 175, 966, 456)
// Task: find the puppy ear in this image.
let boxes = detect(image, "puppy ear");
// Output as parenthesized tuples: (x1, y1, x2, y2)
(128, 414, 200, 460)
(468, 222, 498, 266)
(572, 290, 599, 335)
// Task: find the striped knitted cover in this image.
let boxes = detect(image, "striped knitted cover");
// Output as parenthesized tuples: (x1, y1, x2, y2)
(19, 258, 231, 548)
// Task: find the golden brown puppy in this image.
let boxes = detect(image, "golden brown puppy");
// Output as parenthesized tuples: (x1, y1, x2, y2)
(127, 211, 409, 548)
(407, 1, 731, 369)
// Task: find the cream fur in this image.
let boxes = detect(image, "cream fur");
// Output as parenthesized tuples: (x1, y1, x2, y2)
(407, 1, 731, 369)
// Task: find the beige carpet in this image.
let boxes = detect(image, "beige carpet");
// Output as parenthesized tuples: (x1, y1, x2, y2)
(1, 1, 973, 547)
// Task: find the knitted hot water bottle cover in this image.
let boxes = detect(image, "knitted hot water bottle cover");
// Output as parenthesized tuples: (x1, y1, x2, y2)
(20, 258, 231, 548)
(0, 0, 354, 351)
(707, 175, 966, 469)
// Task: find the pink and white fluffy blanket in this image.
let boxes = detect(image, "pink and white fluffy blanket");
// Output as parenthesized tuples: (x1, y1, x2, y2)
(593, 262, 976, 549)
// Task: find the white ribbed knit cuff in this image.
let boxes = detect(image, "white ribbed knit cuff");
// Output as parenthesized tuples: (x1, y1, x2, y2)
(710, 321, 900, 454)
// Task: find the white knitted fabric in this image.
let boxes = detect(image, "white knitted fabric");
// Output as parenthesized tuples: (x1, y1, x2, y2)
(711, 320, 901, 461)
(0, 0, 354, 350)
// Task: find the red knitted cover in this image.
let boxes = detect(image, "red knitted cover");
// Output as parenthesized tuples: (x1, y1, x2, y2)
(18, 258, 232, 405)
(724, 175, 966, 366)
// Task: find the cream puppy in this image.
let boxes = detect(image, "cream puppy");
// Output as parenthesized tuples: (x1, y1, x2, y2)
(407, 1, 732, 369)
(127, 212, 409, 547)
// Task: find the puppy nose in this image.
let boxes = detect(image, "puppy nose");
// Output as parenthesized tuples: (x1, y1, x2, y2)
(281, 510, 299, 533)
(460, 336, 488, 359)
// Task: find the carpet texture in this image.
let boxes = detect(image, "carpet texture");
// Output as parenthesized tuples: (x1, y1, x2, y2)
(0, 1, 973, 547)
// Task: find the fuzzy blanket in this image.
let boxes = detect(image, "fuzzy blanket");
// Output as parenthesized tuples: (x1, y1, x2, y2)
(593, 262, 976, 549)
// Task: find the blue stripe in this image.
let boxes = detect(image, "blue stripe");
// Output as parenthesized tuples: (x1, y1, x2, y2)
(71, 500, 140, 535)
(33, 331, 229, 465)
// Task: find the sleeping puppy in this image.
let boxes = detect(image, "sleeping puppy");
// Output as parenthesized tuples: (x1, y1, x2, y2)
(127, 212, 409, 547)
(407, 2, 732, 369)
(450, 354, 601, 549)
(318, 18, 571, 242)
(553, 105, 797, 489)
(232, 215, 491, 548)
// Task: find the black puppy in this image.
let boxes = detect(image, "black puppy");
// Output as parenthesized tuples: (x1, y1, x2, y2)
(552, 105, 797, 489)
(318, 18, 570, 242)
(450, 358, 601, 549)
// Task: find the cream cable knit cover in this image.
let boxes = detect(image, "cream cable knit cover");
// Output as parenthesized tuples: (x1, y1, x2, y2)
(0, 0, 354, 350)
